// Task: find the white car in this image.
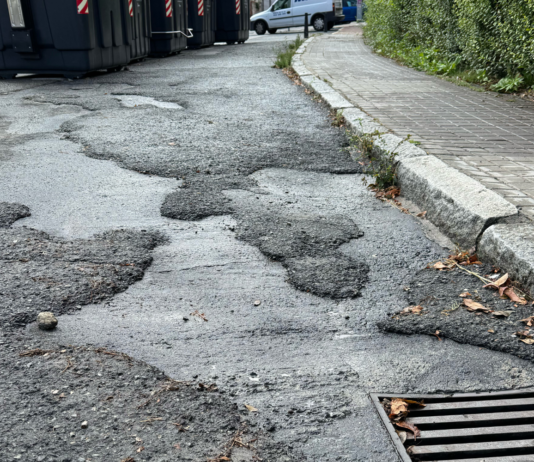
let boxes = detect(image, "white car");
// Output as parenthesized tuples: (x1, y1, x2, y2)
(251, 0, 344, 35)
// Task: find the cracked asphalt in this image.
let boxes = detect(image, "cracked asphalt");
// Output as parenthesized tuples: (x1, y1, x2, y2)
(1, 30, 534, 462)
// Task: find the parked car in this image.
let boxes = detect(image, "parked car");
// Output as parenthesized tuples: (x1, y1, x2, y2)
(251, 0, 344, 34)
(339, 0, 366, 23)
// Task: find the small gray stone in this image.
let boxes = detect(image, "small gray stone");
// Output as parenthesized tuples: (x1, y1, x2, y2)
(81, 421, 88, 429)
(37, 312, 58, 331)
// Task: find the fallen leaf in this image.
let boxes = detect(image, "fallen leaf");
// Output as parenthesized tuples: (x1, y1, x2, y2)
(416, 211, 427, 218)
(401, 305, 423, 315)
(488, 329, 495, 333)
(493, 311, 513, 318)
(190, 310, 208, 321)
(396, 430, 407, 443)
(434, 262, 448, 270)
(521, 339, 534, 345)
(516, 330, 532, 339)
(245, 404, 258, 412)
(388, 398, 409, 421)
(394, 421, 421, 440)
(463, 299, 492, 313)
(459, 292, 471, 298)
(136, 446, 145, 453)
(521, 316, 534, 327)
(484, 273, 509, 289)
(432, 330, 442, 341)
(503, 287, 527, 305)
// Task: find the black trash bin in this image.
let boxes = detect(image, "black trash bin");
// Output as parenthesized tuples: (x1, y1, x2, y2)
(123, 0, 151, 62)
(187, 0, 215, 49)
(149, 0, 189, 56)
(0, 0, 132, 79)
(215, 0, 249, 44)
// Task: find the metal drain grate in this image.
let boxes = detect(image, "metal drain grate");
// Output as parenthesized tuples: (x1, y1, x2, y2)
(371, 390, 534, 461)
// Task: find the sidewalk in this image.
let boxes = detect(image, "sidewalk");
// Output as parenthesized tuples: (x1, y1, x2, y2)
(303, 25, 534, 219)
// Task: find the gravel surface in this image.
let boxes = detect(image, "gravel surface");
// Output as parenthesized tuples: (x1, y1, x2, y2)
(0, 339, 302, 462)
(380, 263, 534, 362)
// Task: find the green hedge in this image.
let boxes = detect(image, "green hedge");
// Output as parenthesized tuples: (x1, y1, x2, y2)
(365, 0, 534, 83)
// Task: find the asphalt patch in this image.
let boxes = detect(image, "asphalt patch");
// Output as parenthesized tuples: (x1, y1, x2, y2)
(0, 340, 303, 462)
(57, 43, 366, 299)
(236, 212, 368, 298)
(379, 263, 534, 362)
(0, 201, 30, 227)
(0, 204, 165, 330)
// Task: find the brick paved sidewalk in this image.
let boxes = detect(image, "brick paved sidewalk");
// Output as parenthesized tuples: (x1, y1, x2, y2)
(303, 24, 534, 218)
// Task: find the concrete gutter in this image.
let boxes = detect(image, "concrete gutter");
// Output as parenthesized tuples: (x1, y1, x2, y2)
(292, 38, 534, 293)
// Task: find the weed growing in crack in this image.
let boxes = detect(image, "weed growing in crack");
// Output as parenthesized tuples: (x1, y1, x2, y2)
(273, 35, 305, 69)
(331, 109, 345, 128)
(347, 130, 398, 190)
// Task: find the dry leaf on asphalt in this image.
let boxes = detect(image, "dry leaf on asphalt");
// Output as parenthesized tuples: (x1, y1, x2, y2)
(521, 339, 534, 345)
(463, 299, 492, 313)
(459, 292, 471, 298)
(245, 404, 258, 412)
(401, 305, 423, 315)
(394, 420, 421, 440)
(503, 287, 527, 305)
(483, 273, 509, 289)
(416, 211, 427, 218)
(492, 311, 513, 318)
(488, 329, 495, 333)
(434, 262, 453, 270)
(521, 316, 534, 327)
(516, 330, 532, 339)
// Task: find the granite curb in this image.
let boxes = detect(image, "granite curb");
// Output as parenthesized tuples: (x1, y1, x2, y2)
(292, 36, 534, 293)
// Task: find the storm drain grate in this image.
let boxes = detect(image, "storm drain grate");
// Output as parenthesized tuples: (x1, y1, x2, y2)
(371, 390, 534, 461)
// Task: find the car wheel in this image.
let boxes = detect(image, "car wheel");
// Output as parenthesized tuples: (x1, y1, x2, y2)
(255, 21, 267, 35)
(312, 15, 325, 31)
(268, 28, 278, 34)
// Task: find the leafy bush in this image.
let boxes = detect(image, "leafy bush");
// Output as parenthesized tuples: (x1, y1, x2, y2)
(365, 0, 534, 92)
(274, 35, 305, 69)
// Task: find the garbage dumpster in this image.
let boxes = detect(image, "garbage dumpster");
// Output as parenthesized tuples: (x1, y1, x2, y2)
(149, 0, 189, 56)
(187, 0, 215, 49)
(123, 0, 151, 62)
(215, 0, 249, 45)
(0, 0, 131, 79)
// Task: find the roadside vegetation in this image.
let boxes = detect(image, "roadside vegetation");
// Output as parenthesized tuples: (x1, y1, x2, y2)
(273, 35, 305, 69)
(364, 0, 534, 97)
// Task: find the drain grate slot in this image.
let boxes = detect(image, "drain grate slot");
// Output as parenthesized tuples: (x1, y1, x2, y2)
(371, 390, 534, 461)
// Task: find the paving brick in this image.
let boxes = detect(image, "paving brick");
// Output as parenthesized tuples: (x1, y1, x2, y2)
(302, 33, 534, 221)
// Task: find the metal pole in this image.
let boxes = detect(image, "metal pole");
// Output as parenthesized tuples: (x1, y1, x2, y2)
(304, 12, 308, 38)
(356, 0, 363, 21)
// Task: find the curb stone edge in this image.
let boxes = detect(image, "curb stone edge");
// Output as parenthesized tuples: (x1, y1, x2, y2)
(291, 36, 534, 292)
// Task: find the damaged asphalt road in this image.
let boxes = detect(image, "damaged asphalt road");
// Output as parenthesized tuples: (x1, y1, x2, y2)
(1, 33, 534, 462)
(381, 262, 534, 363)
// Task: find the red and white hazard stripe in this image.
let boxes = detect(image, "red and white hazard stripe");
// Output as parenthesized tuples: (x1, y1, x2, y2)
(77, 0, 89, 14)
(128, 0, 133, 16)
(236, 0, 240, 14)
(198, 0, 204, 16)
(165, 0, 173, 17)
